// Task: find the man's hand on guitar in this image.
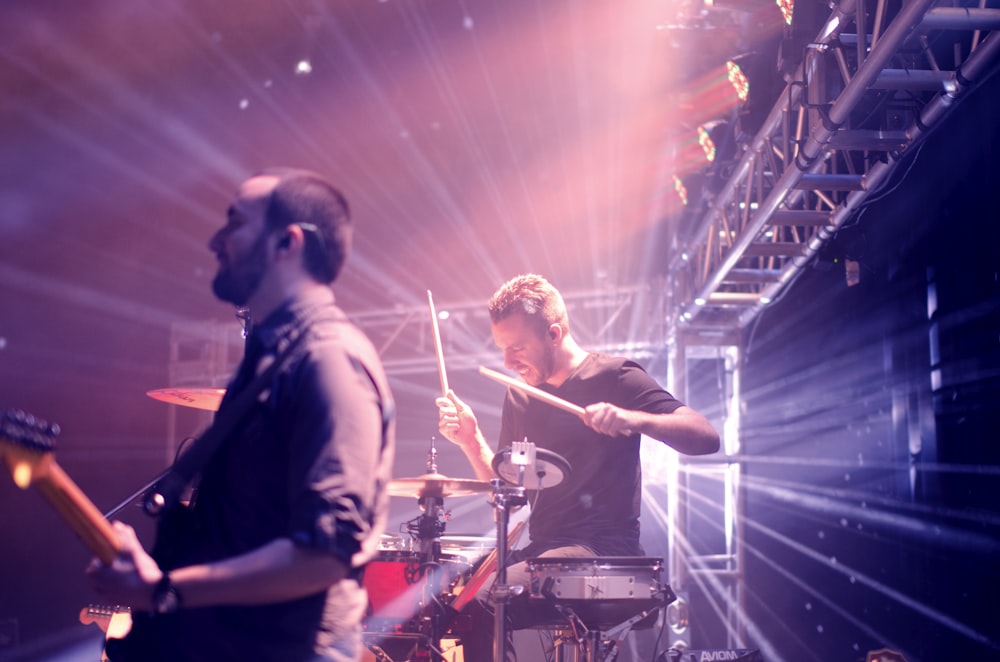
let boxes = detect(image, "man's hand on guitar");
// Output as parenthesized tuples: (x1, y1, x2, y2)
(86, 521, 163, 610)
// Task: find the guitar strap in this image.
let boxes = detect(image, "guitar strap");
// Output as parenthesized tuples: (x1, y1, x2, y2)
(142, 322, 311, 516)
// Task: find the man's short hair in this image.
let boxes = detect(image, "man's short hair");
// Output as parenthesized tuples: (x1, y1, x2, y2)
(488, 273, 569, 337)
(259, 167, 352, 283)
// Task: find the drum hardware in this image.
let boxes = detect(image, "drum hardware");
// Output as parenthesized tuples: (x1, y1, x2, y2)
(486, 441, 571, 662)
(369, 441, 491, 661)
(524, 557, 675, 662)
(488, 476, 528, 662)
(491, 439, 572, 492)
(538, 601, 669, 662)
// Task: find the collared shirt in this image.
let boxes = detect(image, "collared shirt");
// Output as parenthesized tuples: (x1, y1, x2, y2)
(153, 286, 396, 661)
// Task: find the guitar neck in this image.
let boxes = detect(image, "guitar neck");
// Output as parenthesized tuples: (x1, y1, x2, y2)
(10, 452, 120, 564)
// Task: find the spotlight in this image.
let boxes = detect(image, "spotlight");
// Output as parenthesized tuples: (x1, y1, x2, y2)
(697, 119, 737, 164)
(728, 48, 784, 137)
(776, 0, 794, 26)
(725, 60, 750, 103)
(778, 0, 829, 75)
(673, 174, 690, 206)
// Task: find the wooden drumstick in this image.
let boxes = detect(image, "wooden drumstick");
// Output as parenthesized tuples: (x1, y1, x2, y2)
(427, 290, 449, 396)
(478, 366, 586, 418)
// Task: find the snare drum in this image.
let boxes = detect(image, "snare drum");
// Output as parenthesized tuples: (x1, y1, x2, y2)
(521, 557, 671, 631)
(363, 550, 470, 632)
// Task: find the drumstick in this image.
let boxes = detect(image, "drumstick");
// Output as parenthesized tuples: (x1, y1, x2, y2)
(478, 366, 586, 418)
(427, 290, 449, 396)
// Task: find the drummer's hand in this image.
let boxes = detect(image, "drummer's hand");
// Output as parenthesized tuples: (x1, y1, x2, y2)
(86, 521, 163, 608)
(583, 402, 635, 437)
(436, 390, 479, 446)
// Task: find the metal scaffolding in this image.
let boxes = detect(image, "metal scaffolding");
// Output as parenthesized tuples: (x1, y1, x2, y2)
(665, 0, 1000, 649)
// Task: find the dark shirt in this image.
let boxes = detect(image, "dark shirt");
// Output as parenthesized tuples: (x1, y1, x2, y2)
(142, 288, 395, 661)
(499, 353, 681, 557)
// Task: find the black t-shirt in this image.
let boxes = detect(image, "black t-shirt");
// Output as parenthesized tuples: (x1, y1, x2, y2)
(498, 353, 682, 556)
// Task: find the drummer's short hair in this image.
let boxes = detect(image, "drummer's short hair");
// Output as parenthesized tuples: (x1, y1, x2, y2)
(488, 274, 569, 337)
(258, 167, 352, 284)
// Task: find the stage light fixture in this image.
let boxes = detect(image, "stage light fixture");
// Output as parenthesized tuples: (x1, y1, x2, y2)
(697, 119, 737, 164)
(727, 48, 784, 136)
(697, 124, 718, 163)
(673, 174, 689, 206)
(778, 0, 829, 74)
(776, 0, 794, 26)
(725, 60, 750, 103)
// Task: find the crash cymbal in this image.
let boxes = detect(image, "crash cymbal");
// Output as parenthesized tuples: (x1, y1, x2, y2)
(387, 473, 491, 498)
(146, 387, 226, 412)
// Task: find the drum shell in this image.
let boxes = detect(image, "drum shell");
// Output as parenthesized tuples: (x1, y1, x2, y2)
(519, 556, 667, 631)
(363, 550, 469, 631)
(527, 556, 662, 600)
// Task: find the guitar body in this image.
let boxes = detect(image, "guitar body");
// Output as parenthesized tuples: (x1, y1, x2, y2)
(105, 501, 209, 661)
(104, 612, 187, 662)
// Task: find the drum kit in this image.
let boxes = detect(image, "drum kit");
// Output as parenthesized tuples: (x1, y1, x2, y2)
(146, 386, 675, 661)
(365, 440, 676, 662)
(143, 294, 675, 661)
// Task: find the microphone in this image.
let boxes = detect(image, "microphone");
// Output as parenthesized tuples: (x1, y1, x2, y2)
(236, 306, 252, 340)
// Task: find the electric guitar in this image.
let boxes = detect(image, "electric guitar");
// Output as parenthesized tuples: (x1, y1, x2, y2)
(79, 605, 132, 662)
(0, 409, 120, 563)
(0, 409, 188, 661)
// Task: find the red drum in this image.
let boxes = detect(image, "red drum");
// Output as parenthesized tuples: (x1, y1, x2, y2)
(363, 550, 469, 633)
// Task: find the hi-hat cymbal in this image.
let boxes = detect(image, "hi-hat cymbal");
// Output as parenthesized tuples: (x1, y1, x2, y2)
(146, 387, 226, 412)
(387, 473, 491, 498)
(492, 446, 571, 490)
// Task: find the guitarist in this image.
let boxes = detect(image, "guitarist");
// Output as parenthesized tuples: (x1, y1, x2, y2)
(87, 169, 396, 662)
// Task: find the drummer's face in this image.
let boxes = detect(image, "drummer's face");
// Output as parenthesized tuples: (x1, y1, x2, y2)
(492, 312, 556, 387)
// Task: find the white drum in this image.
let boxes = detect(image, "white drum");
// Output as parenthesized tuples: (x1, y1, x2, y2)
(521, 556, 672, 630)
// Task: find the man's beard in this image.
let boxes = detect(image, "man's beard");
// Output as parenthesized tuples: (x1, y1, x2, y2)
(524, 348, 557, 386)
(211, 232, 269, 306)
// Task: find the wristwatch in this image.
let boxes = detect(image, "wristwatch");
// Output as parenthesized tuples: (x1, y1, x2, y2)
(151, 573, 182, 615)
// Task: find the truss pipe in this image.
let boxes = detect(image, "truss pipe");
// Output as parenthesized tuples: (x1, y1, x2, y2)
(686, 0, 936, 318)
(797, 0, 940, 169)
(874, 69, 955, 90)
(742, 30, 1000, 327)
(920, 7, 1000, 31)
(668, 0, 858, 277)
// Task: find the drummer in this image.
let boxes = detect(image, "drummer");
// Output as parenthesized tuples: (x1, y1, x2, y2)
(435, 273, 719, 660)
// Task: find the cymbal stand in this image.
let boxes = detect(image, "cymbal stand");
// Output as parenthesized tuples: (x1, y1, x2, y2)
(489, 478, 527, 662)
(403, 439, 450, 661)
(545, 592, 668, 662)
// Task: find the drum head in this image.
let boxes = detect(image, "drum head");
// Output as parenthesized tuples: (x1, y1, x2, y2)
(492, 446, 571, 489)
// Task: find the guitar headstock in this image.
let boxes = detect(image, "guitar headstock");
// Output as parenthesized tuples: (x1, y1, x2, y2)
(0, 409, 119, 563)
(0, 409, 60, 488)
